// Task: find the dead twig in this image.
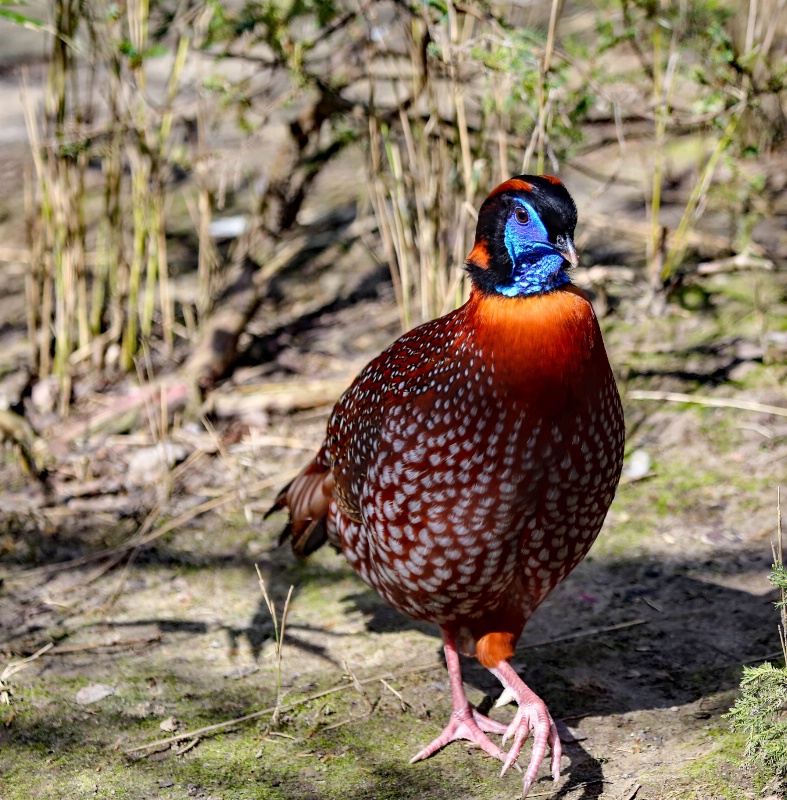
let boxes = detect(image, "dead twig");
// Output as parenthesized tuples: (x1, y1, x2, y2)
(45, 636, 161, 656)
(521, 619, 647, 650)
(627, 390, 787, 419)
(320, 703, 378, 732)
(696, 252, 775, 275)
(742, 650, 787, 666)
(380, 678, 411, 711)
(174, 738, 200, 756)
(621, 784, 641, 800)
(1, 643, 54, 683)
(256, 568, 294, 725)
(342, 659, 374, 714)
(209, 378, 353, 416)
(618, 471, 656, 486)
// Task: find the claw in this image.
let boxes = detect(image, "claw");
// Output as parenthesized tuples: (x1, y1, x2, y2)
(550, 722, 561, 781)
(500, 748, 518, 778)
(495, 687, 516, 708)
(423, 630, 551, 791)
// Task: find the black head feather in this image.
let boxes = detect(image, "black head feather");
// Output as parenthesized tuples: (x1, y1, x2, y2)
(465, 175, 578, 294)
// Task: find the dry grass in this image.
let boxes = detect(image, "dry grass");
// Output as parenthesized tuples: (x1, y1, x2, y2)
(6, 0, 784, 400)
(21, 0, 204, 407)
(255, 567, 294, 725)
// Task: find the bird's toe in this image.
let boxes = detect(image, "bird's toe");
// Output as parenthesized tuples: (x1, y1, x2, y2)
(496, 693, 561, 794)
(410, 704, 508, 765)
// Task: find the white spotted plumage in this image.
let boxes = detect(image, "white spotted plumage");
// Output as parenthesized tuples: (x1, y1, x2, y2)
(308, 291, 625, 629)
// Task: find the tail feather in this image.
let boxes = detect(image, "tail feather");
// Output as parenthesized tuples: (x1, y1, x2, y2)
(265, 460, 334, 558)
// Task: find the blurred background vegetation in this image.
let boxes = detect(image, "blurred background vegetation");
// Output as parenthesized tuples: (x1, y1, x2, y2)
(1, 0, 784, 415)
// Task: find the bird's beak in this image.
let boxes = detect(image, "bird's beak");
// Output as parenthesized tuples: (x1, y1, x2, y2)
(555, 234, 579, 269)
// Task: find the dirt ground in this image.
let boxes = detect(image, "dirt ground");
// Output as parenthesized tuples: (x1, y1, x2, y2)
(1, 23, 787, 800)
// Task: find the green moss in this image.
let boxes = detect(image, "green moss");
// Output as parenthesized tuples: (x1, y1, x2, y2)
(673, 726, 755, 799)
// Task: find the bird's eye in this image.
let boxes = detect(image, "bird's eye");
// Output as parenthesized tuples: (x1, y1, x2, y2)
(514, 207, 529, 225)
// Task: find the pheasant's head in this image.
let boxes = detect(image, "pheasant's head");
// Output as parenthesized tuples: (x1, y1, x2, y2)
(466, 175, 579, 298)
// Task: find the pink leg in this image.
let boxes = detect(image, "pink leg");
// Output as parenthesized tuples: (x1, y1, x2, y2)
(410, 628, 509, 765)
(489, 660, 561, 797)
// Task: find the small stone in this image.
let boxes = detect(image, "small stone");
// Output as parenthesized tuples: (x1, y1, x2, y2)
(209, 215, 249, 239)
(125, 443, 188, 486)
(30, 376, 59, 414)
(623, 448, 651, 480)
(105, 343, 121, 366)
(75, 684, 114, 705)
(735, 340, 764, 361)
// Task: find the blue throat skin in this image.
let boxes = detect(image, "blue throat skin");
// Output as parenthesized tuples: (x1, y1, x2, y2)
(498, 202, 571, 298)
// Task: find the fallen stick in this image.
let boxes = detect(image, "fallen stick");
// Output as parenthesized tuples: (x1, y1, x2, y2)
(124, 660, 443, 755)
(209, 378, 353, 416)
(18, 636, 162, 657)
(521, 619, 646, 650)
(627, 390, 787, 418)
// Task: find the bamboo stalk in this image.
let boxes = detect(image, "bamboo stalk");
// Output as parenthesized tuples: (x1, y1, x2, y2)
(155, 33, 189, 349)
(23, 165, 40, 371)
(647, 20, 666, 295)
(661, 106, 745, 282)
(124, 158, 147, 370)
(196, 93, 217, 319)
(142, 177, 160, 340)
(74, 151, 89, 352)
(535, 0, 563, 174)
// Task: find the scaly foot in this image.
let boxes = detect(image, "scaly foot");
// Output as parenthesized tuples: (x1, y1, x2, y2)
(490, 661, 561, 797)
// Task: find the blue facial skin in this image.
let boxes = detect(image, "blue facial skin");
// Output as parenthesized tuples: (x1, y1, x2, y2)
(498, 201, 571, 297)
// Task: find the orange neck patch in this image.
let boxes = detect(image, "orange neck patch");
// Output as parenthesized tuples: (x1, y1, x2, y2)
(466, 285, 604, 394)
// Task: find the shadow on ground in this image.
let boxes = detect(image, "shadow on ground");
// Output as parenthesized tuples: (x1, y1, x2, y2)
(1, 519, 778, 799)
